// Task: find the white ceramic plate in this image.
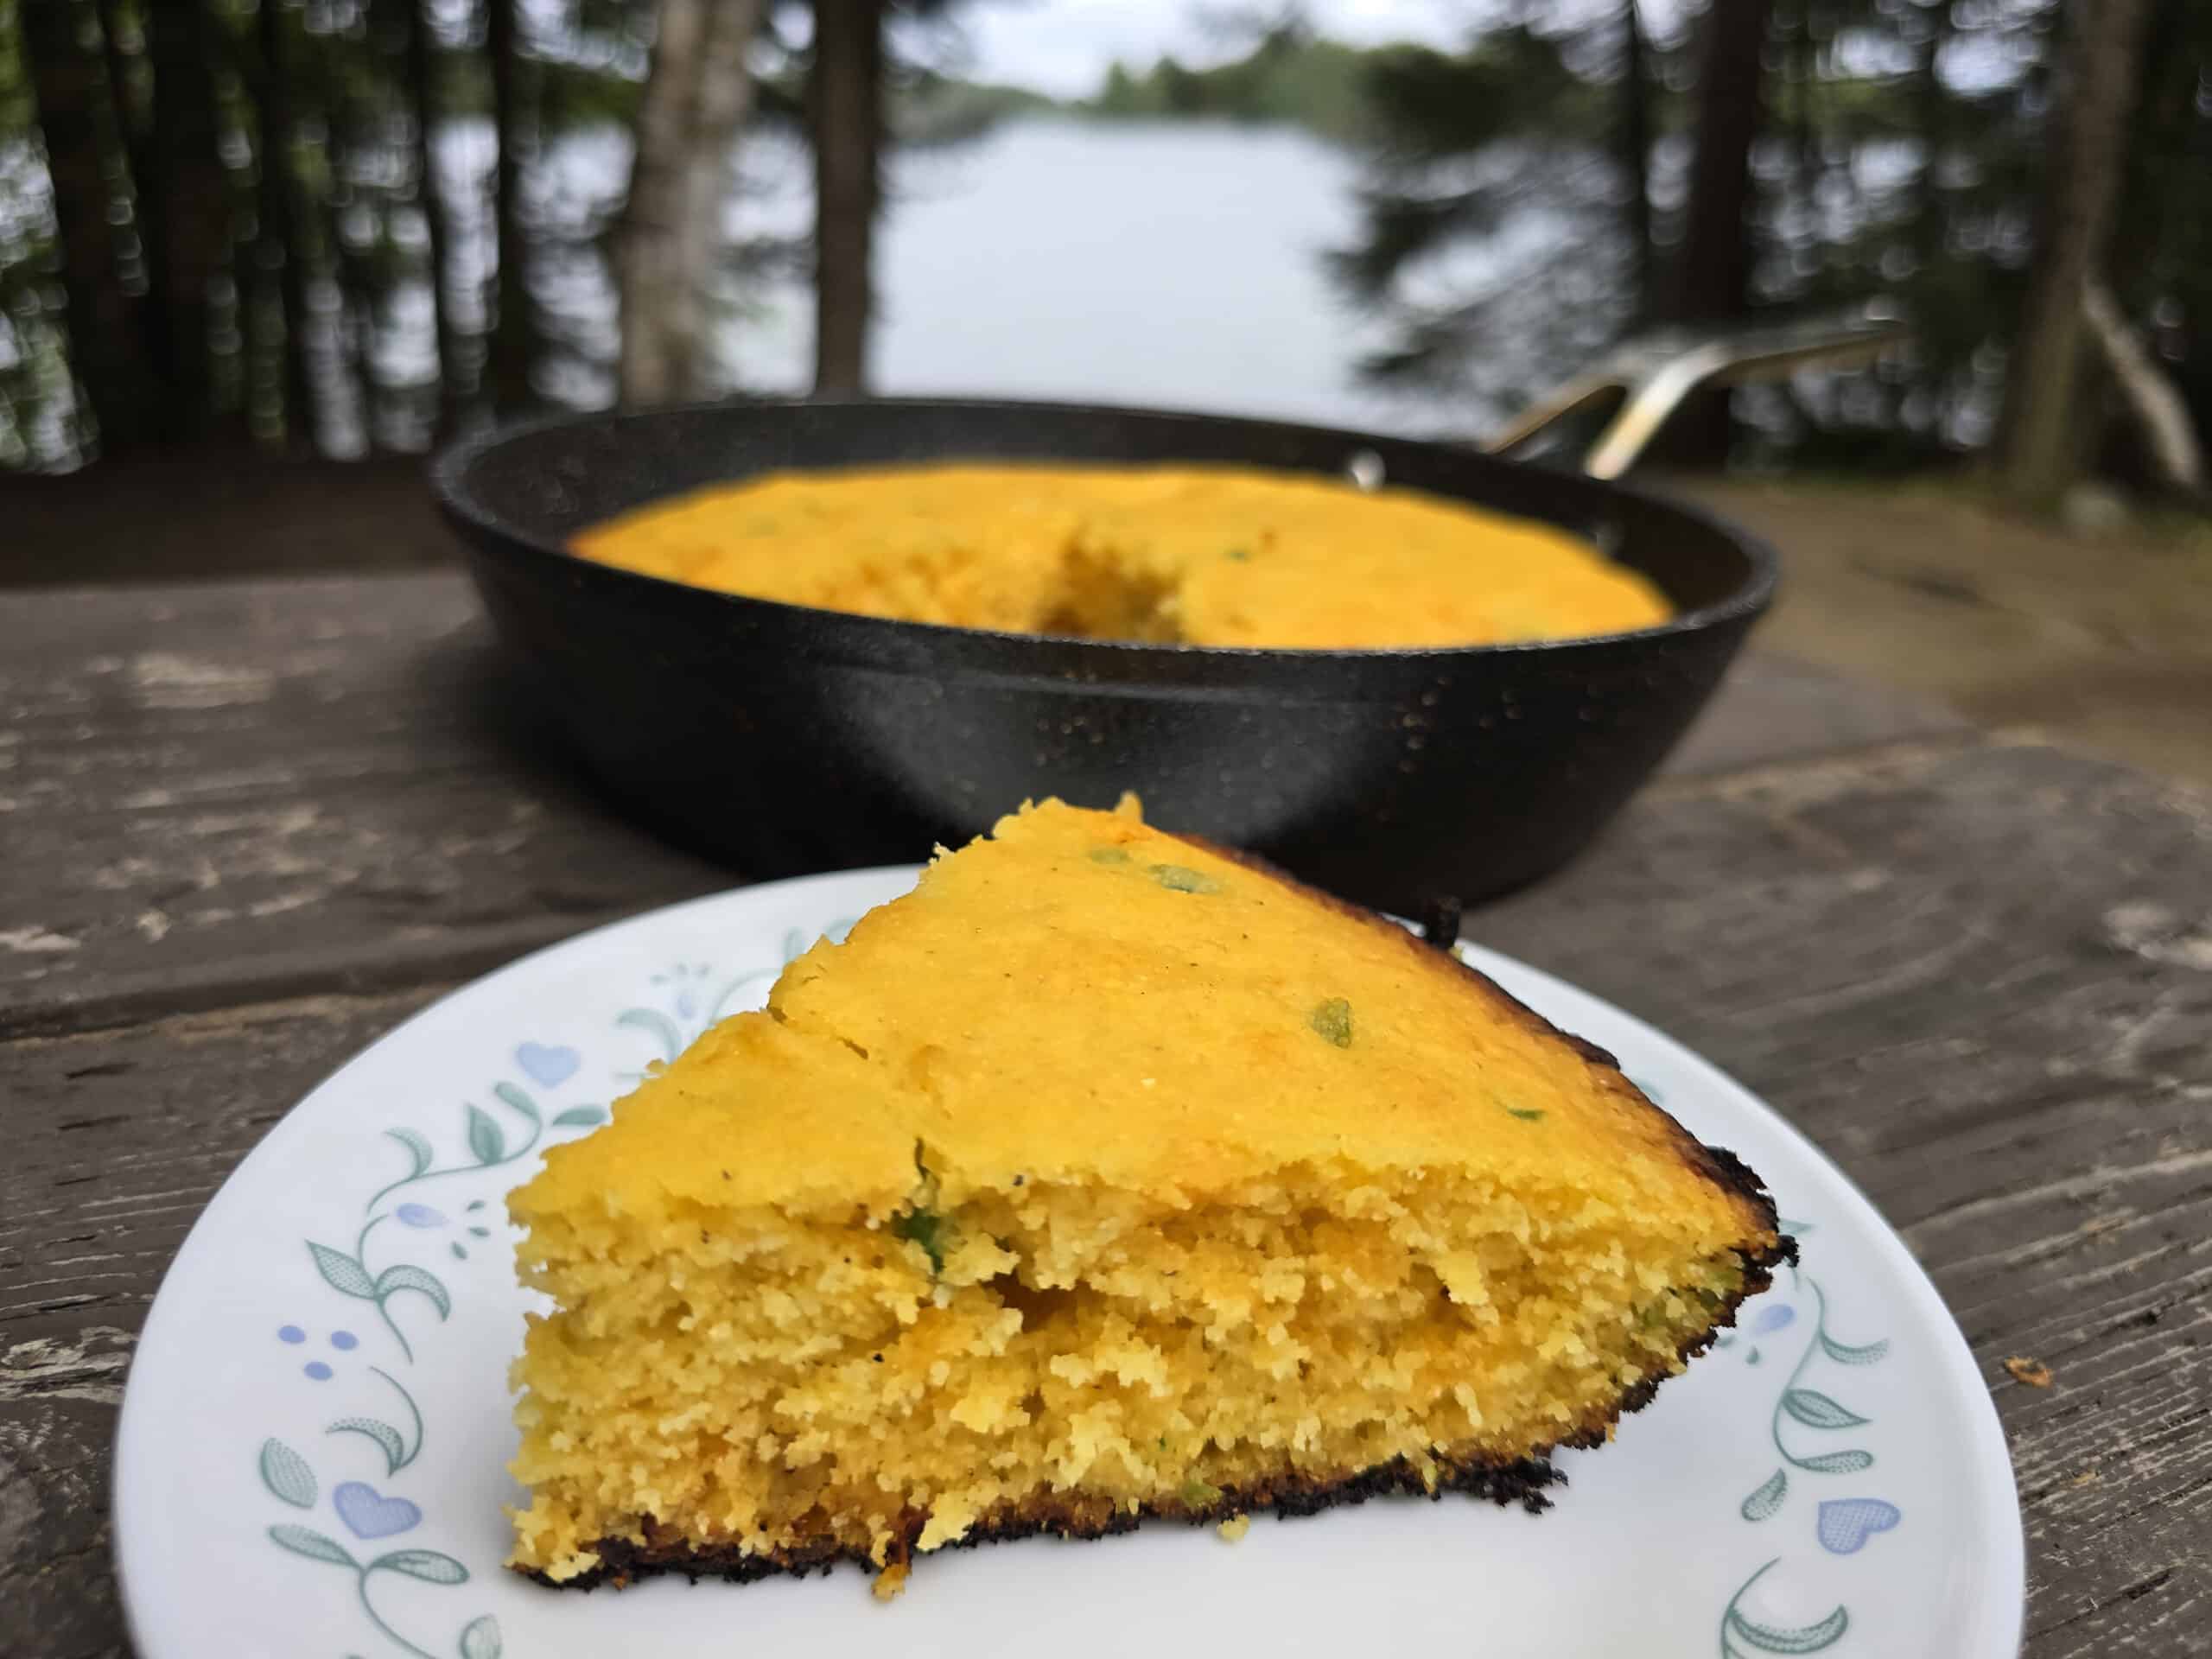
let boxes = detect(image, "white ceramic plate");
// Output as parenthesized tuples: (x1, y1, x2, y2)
(115, 868, 2024, 1659)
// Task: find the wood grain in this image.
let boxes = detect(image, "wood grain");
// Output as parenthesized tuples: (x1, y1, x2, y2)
(0, 572, 2202, 1656)
(2, 989, 448, 1659)
(0, 572, 1945, 1035)
(0, 577, 723, 1036)
(1480, 738, 2212, 1656)
(1664, 650, 1967, 778)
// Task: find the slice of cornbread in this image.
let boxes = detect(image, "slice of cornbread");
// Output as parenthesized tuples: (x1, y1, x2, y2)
(507, 798, 1787, 1597)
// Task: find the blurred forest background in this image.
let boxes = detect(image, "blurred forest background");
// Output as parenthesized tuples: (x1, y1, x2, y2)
(1, 0, 2207, 513)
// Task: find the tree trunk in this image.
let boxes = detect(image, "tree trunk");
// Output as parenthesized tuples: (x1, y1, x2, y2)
(24, 0, 138, 450)
(401, 0, 463, 425)
(2081, 276, 2204, 495)
(1659, 0, 1773, 466)
(678, 0, 763, 396)
(1617, 0, 1653, 324)
(253, 0, 315, 447)
(1675, 0, 1770, 325)
(1787, 0, 1815, 207)
(617, 0, 766, 406)
(486, 0, 536, 411)
(133, 0, 230, 442)
(1910, 0, 1948, 273)
(200, 5, 270, 433)
(315, 0, 379, 453)
(811, 0, 883, 398)
(1995, 0, 2156, 505)
(95, 0, 167, 404)
(1895, 0, 1952, 436)
(620, 0, 710, 406)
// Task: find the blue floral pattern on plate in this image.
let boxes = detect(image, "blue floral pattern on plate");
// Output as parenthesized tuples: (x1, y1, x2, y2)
(253, 919, 860, 1658)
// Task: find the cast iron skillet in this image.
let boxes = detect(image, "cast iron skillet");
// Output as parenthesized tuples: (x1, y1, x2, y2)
(432, 397, 1775, 914)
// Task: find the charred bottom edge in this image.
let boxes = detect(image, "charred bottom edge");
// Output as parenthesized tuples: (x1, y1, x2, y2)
(521, 1451, 1565, 1593)
(518, 1239, 1791, 1595)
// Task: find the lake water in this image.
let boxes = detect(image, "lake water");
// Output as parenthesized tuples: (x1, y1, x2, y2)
(1, 115, 1460, 469)
(724, 117, 1437, 435)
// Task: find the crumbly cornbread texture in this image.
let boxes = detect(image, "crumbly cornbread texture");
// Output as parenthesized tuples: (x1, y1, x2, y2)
(568, 462, 1670, 649)
(507, 798, 1784, 1597)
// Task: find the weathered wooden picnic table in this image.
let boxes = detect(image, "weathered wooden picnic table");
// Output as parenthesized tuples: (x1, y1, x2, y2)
(2, 569, 2207, 1656)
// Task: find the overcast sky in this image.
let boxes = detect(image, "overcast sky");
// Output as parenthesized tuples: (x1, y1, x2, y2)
(944, 1, 1477, 97)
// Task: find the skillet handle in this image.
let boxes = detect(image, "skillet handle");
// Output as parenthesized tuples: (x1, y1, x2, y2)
(1482, 300, 1912, 476)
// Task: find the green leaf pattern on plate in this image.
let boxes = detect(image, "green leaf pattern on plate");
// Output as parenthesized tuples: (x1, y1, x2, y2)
(384, 1128, 433, 1179)
(373, 1265, 452, 1324)
(490, 1083, 540, 1125)
(1819, 1331, 1891, 1367)
(327, 1415, 406, 1477)
(462, 1104, 505, 1167)
(264, 932, 857, 1656)
(307, 1242, 378, 1301)
(550, 1105, 608, 1129)
(1720, 1559, 1851, 1656)
(325, 1368, 425, 1476)
(1739, 1466, 1788, 1523)
(1720, 1243, 1897, 1654)
(369, 1549, 468, 1586)
(259, 1438, 317, 1509)
(269, 1523, 358, 1569)
(1782, 1389, 1871, 1432)
(1796, 1449, 1876, 1475)
(1740, 1275, 1889, 1523)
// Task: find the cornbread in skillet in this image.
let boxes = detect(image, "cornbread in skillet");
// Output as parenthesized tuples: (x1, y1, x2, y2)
(506, 798, 1785, 1598)
(567, 462, 1670, 648)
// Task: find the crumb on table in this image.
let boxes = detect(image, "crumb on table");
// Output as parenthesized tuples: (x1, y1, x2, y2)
(2004, 1355, 2055, 1389)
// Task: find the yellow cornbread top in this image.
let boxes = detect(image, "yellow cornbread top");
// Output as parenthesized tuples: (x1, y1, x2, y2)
(567, 463, 1670, 650)
(515, 799, 1762, 1243)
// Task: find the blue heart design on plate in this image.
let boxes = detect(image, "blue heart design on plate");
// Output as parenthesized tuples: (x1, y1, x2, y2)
(1817, 1497, 1901, 1554)
(516, 1042, 581, 1088)
(334, 1480, 422, 1539)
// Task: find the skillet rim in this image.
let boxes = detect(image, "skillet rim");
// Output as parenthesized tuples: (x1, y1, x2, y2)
(429, 393, 1778, 669)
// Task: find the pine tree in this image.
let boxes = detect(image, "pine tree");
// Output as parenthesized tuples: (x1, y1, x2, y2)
(1328, 21, 1634, 425)
(811, 0, 883, 397)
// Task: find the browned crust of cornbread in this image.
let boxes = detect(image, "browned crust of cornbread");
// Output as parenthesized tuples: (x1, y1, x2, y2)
(523, 836, 1794, 1593)
(531, 1452, 1565, 1592)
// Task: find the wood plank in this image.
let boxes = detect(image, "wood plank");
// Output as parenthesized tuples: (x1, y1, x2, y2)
(1476, 737, 2212, 1656)
(0, 574, 1953, 1035)
(0, 576, 726, 1036)
(0, 452, 455, 588)
(1675, 475, 2212, 789)
(1, 988, 448, 1659)
(2, 737, 2206, 1652)
(1663, 649, 1966, 778)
